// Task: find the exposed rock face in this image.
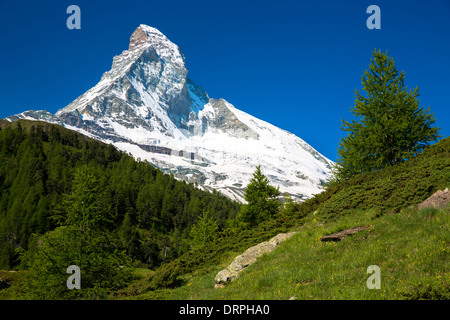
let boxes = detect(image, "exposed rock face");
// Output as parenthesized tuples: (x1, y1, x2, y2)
(207, 99, 258, 140)
(214, 232, 297, 288)
(5, 24, 334, 203)
(129, 27, 149, 50)
(418, 188, 450, 210)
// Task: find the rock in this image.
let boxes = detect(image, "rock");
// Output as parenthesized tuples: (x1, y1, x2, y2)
(417, 188, 449, 210)
(128, 26, 149, 50)
(214, 232, 297, 288)
(320, 225, 372, 242)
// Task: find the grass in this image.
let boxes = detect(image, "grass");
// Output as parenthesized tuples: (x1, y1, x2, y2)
(136, 203, 449, 300)
(1, 137, 448, 300)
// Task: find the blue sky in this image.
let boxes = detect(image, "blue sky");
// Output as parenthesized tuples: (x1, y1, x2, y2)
(0, 0, 449, 161)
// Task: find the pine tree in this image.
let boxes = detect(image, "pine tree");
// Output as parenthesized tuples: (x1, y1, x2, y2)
(64, 165, 109, 233)
(336, 49, 440, 180)
(189, 212, 218, 249)
(238, 165, 280, 227)
(21, 166, 130, 299)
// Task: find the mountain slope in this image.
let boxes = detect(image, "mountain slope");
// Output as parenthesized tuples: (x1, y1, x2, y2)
(123, 137, 449, 299)
(166, 199, 449, 300)
(6, 25, 333, 202)
(0, 119, 240, 270)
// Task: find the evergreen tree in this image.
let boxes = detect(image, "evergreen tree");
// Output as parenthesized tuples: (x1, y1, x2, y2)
(119, 211, 140, 260)
(189, 212, 218, 249)
(21, 166, 130, 299)
(278, 193, 299, 220)
(64, 166, 108, 233)
(336, 49, 440, 181)
(238, 165, 280, 227)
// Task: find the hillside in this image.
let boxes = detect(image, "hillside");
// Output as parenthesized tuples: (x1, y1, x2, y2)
(162, 200, 449, 300)
(121, 137, 449, 299)
(0, 119, 240, 271)
(0, 121, 448, 299)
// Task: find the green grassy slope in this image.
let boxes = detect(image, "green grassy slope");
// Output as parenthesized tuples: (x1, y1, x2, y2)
(129, 137, 449, 300)
(165, 204, 448, 300)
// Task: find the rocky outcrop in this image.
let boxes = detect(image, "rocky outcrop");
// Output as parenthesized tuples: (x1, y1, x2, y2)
(418, 188, 449, 210)
(129, 26, 149, 50)
(207, 99, 259, 140)
(214, 232, 297, 288)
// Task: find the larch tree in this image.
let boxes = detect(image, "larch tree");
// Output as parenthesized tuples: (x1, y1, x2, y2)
(335, 49, 440, 181)
(238, 165, 280, 227)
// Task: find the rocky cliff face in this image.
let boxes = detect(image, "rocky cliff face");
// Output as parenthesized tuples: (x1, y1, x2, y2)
(6, 24, 333, 202)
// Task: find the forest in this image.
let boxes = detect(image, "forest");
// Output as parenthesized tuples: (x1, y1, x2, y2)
(0, 119, 241, 271)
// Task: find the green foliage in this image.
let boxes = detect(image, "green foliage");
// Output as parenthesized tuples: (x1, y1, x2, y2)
(0, 120, 240, 272)
(63, 166, 112, 232)
(189, 212, 218, 249)
(399, 280, 450, 300)
(278, 194, 300, 220)
(168, 203, 449, 300)
(19, 226, 130, 299)
(238, 165, 281, 227)
(18, 166, 131, 299)
(313, 136, 450, 221)
(126, 216, 297, 296)
(336, 49, 440, 181)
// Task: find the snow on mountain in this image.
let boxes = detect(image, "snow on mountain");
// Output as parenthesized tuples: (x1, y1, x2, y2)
(6, 24, 333, 203)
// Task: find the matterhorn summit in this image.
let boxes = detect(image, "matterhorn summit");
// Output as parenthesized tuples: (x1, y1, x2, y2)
(7, 25, 333, 202)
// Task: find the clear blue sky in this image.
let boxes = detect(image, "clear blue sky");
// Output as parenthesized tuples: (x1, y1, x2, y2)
(0, 0, 449, 161)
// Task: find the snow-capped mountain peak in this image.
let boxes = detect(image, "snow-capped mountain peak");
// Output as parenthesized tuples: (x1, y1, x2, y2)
(7, 24, 333, 202)
(129, 25, 184, 63)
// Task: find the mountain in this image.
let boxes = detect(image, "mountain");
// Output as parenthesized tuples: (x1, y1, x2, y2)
(6, 24, 333, 202)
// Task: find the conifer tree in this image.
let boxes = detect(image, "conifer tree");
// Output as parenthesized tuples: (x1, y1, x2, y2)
(189, 212, 218, 249)
(336, 49, 440, 180)
(238, 165, 280, 227)
(64, 166, 107, 233)
(21, 166, 130, 299)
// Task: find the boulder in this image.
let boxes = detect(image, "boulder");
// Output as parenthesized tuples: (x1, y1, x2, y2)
(417, 188, 449, 210)
(214, 232, 297, 288)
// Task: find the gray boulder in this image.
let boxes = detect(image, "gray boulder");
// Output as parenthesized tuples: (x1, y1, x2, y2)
(214, 232, 297, 288)
(418, 188, 449, 210)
